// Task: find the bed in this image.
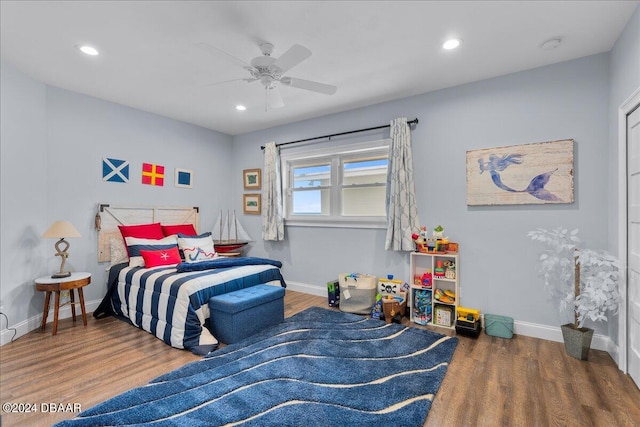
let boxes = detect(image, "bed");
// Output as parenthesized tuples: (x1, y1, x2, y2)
(93, 204, 286, 354)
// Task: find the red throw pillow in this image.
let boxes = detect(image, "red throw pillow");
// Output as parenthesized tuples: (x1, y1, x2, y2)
(140, 246, 182, 268)
(118, 223, 164, 256)
(162, 224, 197, 237)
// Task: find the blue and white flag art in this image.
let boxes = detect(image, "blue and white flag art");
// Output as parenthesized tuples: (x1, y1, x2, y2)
(102, 158, 130, 183)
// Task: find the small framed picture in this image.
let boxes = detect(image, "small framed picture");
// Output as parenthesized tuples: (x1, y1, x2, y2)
(243, 168, 261, 190)
(243, 193, 261, 215)
(175, 168, 193, 188)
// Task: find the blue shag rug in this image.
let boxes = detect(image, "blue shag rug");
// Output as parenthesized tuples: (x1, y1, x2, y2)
(54, 307, 458, 427)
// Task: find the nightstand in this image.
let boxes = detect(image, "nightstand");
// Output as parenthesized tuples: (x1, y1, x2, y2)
(35, 272, 91, 335)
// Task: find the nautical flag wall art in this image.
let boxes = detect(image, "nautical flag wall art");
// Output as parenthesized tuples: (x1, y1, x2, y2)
(142, 163, 165, 186)
(175, 168, 193, 188)
(102, 158, 130, 183)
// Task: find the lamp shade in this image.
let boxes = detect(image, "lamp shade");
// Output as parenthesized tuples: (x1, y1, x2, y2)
(42, 221, 82, 239)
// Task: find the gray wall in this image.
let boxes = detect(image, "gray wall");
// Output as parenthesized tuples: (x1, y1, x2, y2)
(235, 53, 613, 333)
(0, 61, 233, 334)
(0, 62, 48, 325)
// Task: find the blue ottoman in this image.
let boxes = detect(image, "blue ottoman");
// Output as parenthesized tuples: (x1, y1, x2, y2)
(209, 284, 285, 344)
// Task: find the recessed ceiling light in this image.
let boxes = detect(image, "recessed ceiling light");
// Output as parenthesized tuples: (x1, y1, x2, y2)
(235, 105, 246, 111)
(442, 38, 462, 50)
(540, 38, 562, 50)
(78, 45, 99, 56)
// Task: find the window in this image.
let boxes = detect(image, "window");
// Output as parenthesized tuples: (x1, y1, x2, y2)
(281, 139, 390, 228)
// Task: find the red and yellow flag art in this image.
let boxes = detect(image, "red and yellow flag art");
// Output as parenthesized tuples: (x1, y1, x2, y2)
(142, 163, 165, 186)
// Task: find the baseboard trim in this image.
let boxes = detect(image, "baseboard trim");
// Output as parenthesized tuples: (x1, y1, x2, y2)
(0, 299, 101, 346)
(286, 280, 328, 297)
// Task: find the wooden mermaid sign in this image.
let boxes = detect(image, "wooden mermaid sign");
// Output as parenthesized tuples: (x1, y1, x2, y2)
(466, 139, 574, 205)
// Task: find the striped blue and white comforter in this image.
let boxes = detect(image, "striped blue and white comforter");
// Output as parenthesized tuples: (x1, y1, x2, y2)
(102, 258, 285, 353)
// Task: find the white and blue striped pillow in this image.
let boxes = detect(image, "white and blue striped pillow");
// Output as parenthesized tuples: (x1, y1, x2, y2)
(125, 235, 179, 267)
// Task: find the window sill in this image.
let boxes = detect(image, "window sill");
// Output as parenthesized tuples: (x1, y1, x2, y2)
(284, 217, 386, 230)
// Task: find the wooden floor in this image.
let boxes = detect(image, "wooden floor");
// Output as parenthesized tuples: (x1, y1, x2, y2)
(1, 290, 639, 427)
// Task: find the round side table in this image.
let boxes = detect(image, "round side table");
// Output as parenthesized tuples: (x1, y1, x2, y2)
(34, 272, 91, 335)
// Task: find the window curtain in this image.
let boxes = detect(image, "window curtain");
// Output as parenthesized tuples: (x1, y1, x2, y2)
(262, 141, 285, 241)
(385, 117, 421, 251)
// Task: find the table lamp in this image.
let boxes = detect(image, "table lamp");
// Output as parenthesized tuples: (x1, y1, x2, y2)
(42, 220, 82, 278)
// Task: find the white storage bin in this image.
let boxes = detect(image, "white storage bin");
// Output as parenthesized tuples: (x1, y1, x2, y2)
(338, 273, 377, 314)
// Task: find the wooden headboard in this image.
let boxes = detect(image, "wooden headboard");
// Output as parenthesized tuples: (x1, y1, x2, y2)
(96, 203, 199, 262)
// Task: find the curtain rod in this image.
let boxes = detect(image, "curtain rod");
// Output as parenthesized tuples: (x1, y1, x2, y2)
(260, 118, 419, 150)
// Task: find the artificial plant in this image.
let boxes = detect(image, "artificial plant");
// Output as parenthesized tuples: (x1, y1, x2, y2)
(527, 227, 621, 328)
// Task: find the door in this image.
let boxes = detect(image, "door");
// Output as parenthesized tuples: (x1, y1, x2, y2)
(628, 105, 640, 387)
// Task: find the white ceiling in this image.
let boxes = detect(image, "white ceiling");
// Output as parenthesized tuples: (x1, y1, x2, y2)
(1, 1, 637, 136)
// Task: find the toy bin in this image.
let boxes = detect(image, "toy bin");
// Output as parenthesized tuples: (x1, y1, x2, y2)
(484, 314, 514, 339)
(338, 273, 377, 314)
(434, 304, 454, 327)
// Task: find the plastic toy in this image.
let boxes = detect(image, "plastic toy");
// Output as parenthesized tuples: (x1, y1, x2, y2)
(378, 278, 402, 294)
(457, 306, 480, 322)
(434, 260, 445, 277)
(434, 288, 455, 303)
(400, 281, 410, 293)
(444, 260, 456, 279)
(413, 289, 432, 325)
(421, 270, 432, 288)
(455, 306, 481, 337)
(370, 293, 383, 320)
(382, 293, 406, 323)
(327, 280, 340, 307)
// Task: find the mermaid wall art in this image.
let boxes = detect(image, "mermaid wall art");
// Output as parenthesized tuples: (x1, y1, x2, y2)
(466, 139, 574, 206)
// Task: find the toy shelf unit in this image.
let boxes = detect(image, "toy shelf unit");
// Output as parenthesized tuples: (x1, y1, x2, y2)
(409, 251, 459, 329)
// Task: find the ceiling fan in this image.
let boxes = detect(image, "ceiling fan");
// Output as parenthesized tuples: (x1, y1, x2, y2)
(197, 41, 337, 109)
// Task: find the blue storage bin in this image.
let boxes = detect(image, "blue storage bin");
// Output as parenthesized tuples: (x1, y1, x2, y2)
(484, 313, 514, 339)
(209, 284, 285, 344)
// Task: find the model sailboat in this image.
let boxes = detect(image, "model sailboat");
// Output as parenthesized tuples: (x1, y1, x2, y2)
(212, 210, 252, 254)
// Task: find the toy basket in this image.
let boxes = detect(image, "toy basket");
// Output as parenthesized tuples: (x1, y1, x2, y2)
(338, 273, 377, 314)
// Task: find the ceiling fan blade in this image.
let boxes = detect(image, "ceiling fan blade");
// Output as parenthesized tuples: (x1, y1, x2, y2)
(203, 77, 256, 87)
(280, 77, 337, 95)
(194, 42, 251, 69)
(272, 44, 311, 73)
(266, 87, 285, 109)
